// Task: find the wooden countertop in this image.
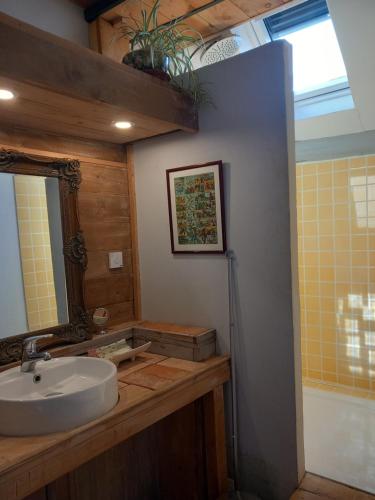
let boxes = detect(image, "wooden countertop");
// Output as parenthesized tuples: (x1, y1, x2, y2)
(0, 353, 230, 500)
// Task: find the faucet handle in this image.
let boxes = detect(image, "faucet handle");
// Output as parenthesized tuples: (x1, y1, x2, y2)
(23, 334, 54, 353)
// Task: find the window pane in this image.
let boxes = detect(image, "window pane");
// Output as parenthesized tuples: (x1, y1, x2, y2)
(277, 19, 348, 94)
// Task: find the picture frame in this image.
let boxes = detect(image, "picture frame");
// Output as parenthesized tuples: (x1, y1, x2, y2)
(166, 161, 226, 254)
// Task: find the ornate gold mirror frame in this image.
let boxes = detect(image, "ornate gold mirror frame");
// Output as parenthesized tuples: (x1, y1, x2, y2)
(0, 149, 91, 365)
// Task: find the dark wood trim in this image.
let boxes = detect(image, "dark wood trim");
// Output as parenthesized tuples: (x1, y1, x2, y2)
(84, 0, 127, 22)
(0, 149, 91, 365)
(166, 160, 227, 254)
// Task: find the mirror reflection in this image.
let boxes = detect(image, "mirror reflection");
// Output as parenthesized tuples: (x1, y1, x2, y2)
(0, 173, 68, 338)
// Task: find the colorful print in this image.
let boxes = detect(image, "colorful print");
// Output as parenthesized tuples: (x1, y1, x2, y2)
(174, 172, 218, 245)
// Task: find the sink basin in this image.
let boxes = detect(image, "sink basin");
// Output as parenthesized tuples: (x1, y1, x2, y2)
(0, 357, 118, 436)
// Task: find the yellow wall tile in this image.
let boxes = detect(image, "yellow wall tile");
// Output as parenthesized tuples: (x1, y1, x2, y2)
(308, 369, 322, 379)
(352, 267, 368, 283)
(298, 154, 375, 398)
(14, 175, 58, 332)
(322, 372, 338, 383)
(334, 187, 349, 203)
(351, 252, 368, 266)
(350, 157, 366, 168)
(320, 267, 334, 281)
(307, 341, 321, 355)
(322, 342, 336, 357)
(303, 176, 316, 190)
(320, 236, 334, 250)
(304, 296, 320, 310)
(320, 282, 335, 297)
(322, 358, 336, 373)
(304, 252, 319, 266)
(318, 172, 332, 188)
(304, 190, 317, 205)
(333, 159, 348, 171)
(323, 329, 337, 343)
(309, 356, 322, 371)
(316, 161, 332, 173)
(319, 205, 333, 219)
(320, 252, 334, 266)
(318, 189, 332, 205)
(335, 204, 349, 218)
(304, 206, 318, 220)
(333, 171, 348, 187)
(304, 221, 318, 236)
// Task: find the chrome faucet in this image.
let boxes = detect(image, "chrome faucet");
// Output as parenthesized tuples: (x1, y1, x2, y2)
(21, 335, 53, 373)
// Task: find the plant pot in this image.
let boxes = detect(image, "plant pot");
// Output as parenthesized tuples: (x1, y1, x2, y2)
(122, 49, 170, 81)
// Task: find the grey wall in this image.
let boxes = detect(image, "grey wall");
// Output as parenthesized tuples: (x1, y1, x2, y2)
(45, 178, 68, 325)
(0, 0, 88, 47)
(296, 129, 375, 162)
(0, 174, 28, 337)
(134, 42, 300, 500)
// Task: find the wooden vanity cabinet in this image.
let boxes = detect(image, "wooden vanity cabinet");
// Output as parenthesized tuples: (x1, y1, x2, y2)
(25, 390, 227, 500)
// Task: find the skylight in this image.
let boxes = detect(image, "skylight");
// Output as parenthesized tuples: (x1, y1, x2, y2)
(274, 18, 347, 95)
(263, 0, 349, 97)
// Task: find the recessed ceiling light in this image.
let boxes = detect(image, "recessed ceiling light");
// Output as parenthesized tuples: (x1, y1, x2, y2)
(0, 89, 15, 100)
(114, 121, 133, 129)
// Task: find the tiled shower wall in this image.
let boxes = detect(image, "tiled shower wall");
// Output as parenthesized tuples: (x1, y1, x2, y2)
(297, 154, 375, 395)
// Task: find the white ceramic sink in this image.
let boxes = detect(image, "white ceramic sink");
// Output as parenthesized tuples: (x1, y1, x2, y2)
(0, 357, 118, 436)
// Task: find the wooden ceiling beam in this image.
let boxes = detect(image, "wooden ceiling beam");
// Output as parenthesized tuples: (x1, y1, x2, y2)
(97, 0, 295, 40)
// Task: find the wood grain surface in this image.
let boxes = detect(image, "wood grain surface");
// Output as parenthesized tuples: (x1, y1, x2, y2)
(0, 354, 230, 500)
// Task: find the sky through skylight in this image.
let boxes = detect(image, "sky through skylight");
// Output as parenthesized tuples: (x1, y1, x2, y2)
(278, 19, 348, 95)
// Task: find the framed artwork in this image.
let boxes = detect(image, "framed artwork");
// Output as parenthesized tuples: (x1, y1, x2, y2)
(166, 161, 226, 254)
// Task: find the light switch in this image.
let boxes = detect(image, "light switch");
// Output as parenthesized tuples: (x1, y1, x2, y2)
(109, 251, 123, 269)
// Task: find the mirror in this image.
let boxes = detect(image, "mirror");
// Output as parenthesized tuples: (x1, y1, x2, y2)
(0, 174, 68, 337)
(0, 149, 91, 365)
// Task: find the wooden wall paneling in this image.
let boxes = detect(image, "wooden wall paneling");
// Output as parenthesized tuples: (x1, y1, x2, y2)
(89, 17, 129, 63)
(84, 274, 133, 308)
(78, 191, 130, 220)
(93, 300, 135, 327)
(81, 220, 131, 250)
(79, 160, 135, 325)
(79, 162, 129, 194)
(85, 248, 132, 280)
(127, 145, 142, 320)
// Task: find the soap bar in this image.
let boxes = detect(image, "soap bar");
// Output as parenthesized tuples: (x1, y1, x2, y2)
(88, 339, 132, 359)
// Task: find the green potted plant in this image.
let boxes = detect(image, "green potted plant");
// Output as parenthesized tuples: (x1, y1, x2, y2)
(118, 0, 210, 108)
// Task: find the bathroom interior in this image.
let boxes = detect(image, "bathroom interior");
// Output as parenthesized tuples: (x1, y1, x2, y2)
(0, 0, 374, 499)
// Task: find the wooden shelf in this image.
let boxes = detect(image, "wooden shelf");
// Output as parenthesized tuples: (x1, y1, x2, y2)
(0, 13, 198, 144)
